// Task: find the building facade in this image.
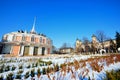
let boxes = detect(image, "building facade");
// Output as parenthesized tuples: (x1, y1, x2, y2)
(0, 26, 52, 56)
(75, 35, 116, 53)
(59, 47, 74, 54)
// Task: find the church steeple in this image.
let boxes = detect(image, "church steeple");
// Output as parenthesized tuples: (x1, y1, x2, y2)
(30, 17, 36, 34)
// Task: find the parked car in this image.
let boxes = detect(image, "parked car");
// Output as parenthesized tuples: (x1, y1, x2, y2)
(118, 47, 120, 53)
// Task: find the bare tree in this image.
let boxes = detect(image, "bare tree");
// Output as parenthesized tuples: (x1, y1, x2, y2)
(61, 43, 67, 48)
(61, 43, 71, 48)
(95, 30, 107, 48)
(60, 43, 72, 54)
(52, 45, 58, 54)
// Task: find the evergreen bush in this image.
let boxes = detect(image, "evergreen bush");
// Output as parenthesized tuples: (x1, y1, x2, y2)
(16, 70, 23, 79)
(19, 65, 23, 69)
(26, 64, 30, 68)
(25, 71, 29, 79)
(6, 73, 13, 80)
(54, 64, 59, 72)
(37, 68, 41, 74)
(0, 67, 3, 73)
(105, 69, 120, 80)
(5, 65, 10, 71)
(0, 75, 3, 80)
(46, 61, 52, 65)
(42, 68, 46, 74)
(47, 67, 50, 73)
(31, 69, 35, 77)
(11, 66, 16, 71)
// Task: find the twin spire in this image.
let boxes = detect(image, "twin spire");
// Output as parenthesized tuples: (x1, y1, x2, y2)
(30, 17, 36, 34)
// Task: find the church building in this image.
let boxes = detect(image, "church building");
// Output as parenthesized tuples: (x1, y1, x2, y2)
(0, 19, 52, 56)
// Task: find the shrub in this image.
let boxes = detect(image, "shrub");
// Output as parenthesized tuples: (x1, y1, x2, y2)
(40, 63, 42, 66)
(25, 71, 29, 79)
(37, 68, 41, 78)
(11, 66, 16, 71)
(0, 66, 4, 73)
(18, 70, 23, 74)
(32, 63, 38, 67)
(16, 74, 21, 79)
(60, 63, 66, 72)
(74, 60, 79, 70)
(106, 71, 115, 80)
(42, 68, 46, 75)
(0, 75, 3, 80)
(105, 69, 120, 80)
(37, 68, 41, 74)
(19, 65, 23, 69)
(5, 65, 10, 71)
(46, 61, 52, 65)
(47, 67, 50, 73)
(6, 73, 13, 80)
(32, 63, 34, 68)
(90, 61, 101, 72)
(54, 64, 59, 72)
(49, 67, 54, 72)
(16, 70, 23, 79)
(60, 63, 66, 69)
(26, 65, 30, 68)
(35, 63, 38, 67)
(38, 59, 44, 63)
(31, 69, 35, 77)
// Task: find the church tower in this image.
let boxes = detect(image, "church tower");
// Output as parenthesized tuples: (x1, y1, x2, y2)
(75, 38, 82, 53)
(92, 34, 97, 42)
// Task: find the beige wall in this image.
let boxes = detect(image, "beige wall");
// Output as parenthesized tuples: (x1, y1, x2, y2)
(26, 36, 31, 42)
(16, 36, 22, 41)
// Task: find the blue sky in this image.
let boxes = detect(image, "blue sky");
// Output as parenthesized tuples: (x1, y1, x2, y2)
(0, 0, 120, 48)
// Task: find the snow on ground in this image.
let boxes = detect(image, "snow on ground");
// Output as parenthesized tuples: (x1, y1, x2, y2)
(0, 54, 120, 80)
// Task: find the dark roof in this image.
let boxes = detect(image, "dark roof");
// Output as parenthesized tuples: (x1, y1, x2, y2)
(92, 34, 96, 37)
(60, 47, 74, 50)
